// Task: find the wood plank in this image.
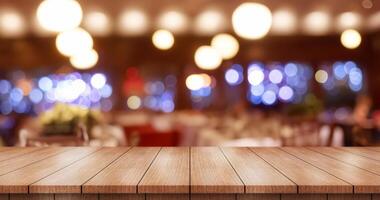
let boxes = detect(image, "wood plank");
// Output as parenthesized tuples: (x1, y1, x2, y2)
(30, 148, 130, 193)
(191, 147, 244, 194)
(191, 194, 236, 200)
(221, 147, 296, 194)
(338, 147, 380, 161)
(0, 148, 41, 162)
(99, 194, 144, 200)
(250, 148, 352, 194)
(0, 147, 69, 176)
(55, 194, 98, 200)
(281, 194, 327, 200)
(146, 194, 189, 200)
(373, 194, 380, 200)
(309, 147, 380, 175)
(282, 147, 380, 193)
(138, 147, 189, 193)
(237, 194, 280, 200)
(0, 147, 99, 193)
(327, 194, 371, 200)
(83, 147, 161, 193)
(0, 195, 7, 200)
(9, 194, 53, 200)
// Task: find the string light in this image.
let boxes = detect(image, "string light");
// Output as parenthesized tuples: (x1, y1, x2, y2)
(340, 29, 361, 49)
(70, 49, 99, 70)
(211, 34, 239, 60)
(152, 30, 175, 50)
(194, 46, 222, 70)
(56, 28, 94, 57)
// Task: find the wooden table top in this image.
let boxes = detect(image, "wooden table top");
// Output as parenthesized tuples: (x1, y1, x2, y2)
(0, 147, 380, 194)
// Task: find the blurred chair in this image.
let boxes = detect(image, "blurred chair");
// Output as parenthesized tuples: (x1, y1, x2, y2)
(19, 123, 89, 147)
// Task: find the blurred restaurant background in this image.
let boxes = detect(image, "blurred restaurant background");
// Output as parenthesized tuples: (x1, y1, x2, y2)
(0, 0, 380, 147)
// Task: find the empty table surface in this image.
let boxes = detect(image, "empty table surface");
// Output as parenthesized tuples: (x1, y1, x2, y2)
(0, 147, 379, 195)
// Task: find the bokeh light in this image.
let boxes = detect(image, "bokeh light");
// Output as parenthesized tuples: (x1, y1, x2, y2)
(186, 74, 211, 91)
(70, 49, 99, 70)
(91, 73, 107, 89)
(262, 90, 277, 105)
(0, 10, 26, 38)
(127, 96, 141, 110)
(340, 29, 361, 49)
(303, 11, 331, 35)
(269, 69, 283, 84)
(117, 9, 149, 36)
(248, 64, 265, 86)
(37, 0, 83, 32)
(157, 10, 188, 34)
(278, 86, 294, 101)
(194, 46, 222, 70)
(232, 3, 272, 40)
(83, 11, 112, 36)
(152, 30, 175, 50)
(225, 64, 244, 86)
(194, 9, 226, 36)
(336, 12, 362, 31)
(211, 34, 239, 60)
(271, 9, 297, 35)
(315, 69, 329, 83)
(56, 28, 94, 57)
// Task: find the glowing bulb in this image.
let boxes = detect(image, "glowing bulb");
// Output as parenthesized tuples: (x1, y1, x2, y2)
(127, 96, 141, 110)
(37, 0, 83, 32)
(0, 10, 26, 38)
(194, 9, 226, 35)
(157, 10, 188, 34)
(315, 70, 328, 83)
(70, 49, 98, 70)
(83, 11, 111, 36)
(118, 9, 149, 36)
(232, 3, 272, 40)
(194, 46, 222, 70)
(336, 12, 362, 31)
(186, 74, 206, 91)
(56, 28, 93, 57)
(152, 30, 174, 50)
(211, 34, 239, 60)
(271, 9, 297, 35)
(340, 29, 361, 49)
(91, 73, 107, 89)
(303, 11, 331, 35)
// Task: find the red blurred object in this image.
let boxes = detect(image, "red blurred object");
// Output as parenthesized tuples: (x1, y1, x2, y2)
(123, 125, 179, 146)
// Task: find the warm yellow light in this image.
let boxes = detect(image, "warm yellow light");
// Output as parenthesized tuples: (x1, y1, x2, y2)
(341, 29, 361, 49)
(211, 34, 239, 60)
(37, 0, 83, 32)
(127, 96, 141, 110)
(70, 49, 98, 70)
(271, 9, 297, 35)
(185, 74, 211, 91)
(56, 28, 93, 57)
(194, 9, 226, 36)
(303, 11, 331, 35)
(194, 46, 222, 70)
(157, 10, 188, 34)
(315, 70, 328, 83)
(0, 10, 26, 38)
(336, 12, 362, 31)
(83, 11, 111, 36)
(118, 9, 149, 36)
(152, 30, 174, 50)
(232, 3, 272, 40)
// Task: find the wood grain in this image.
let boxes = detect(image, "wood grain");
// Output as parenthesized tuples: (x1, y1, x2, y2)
(191, 147, 244, 194)
(0, 148, 41, 162)
(309, 147, 380, 175)
(138, 147, 189, 193)
(30, 148, 129, 193)
(55, 194, 98, 200)
(99, 194, 144, 200)
(0, 195, 7, 200)
(221, 147, 296, 194)
(250, 148, 352, 194)
(83, 147, 161, 193)
(9, 194, 53, 200)
(237, 194, 280, 200)
(281, 194, 327, 200)
(373, 194, 380, 200)
(327, 194, 371, 200)
(338, 147, 380, 161)
(146, 194, 189, 200)
(283, 147, 380, 193)
(0, 147, 98, 193)
(191, 194, 236, 200)
(0, 147, 68, 176)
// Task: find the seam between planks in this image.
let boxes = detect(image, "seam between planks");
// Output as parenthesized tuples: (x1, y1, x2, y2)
(306, 147, 380, 177)
(219, 147, 246, 194)
(279, 148, 354, 194)
(337, 148, 380, 162)
(248, 148, 299, 194)
(27, 147, 103, 194)
(364, 147, 380, 153)
(189, 146, 191, 200)
(0, 147, 75, 177)
(0, 148, 44, 163)
(80, 147, 133, 194)
(136, 147, 162, 194)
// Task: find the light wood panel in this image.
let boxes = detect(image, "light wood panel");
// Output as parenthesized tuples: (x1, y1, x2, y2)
(0, 147, 68, 176)
(327, 194, 371, 200)
(281, 194, 327, 200)
(191, 147, 244, 194)
(237, 194, 280, 200)
(99, 194, 144, 200)
(83, 147, 161, 193)
(138, 147, 189, 193)
(221, 147, 296, 194)
(283, 147, 380, 193)
(0, 147, 98, 193)
(250, 148, 352, 193)
(30, 148, 129, 193)
(0, 148, 41, 162)
(338, 147, 380, 161)
(309, 147, 380, 175)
